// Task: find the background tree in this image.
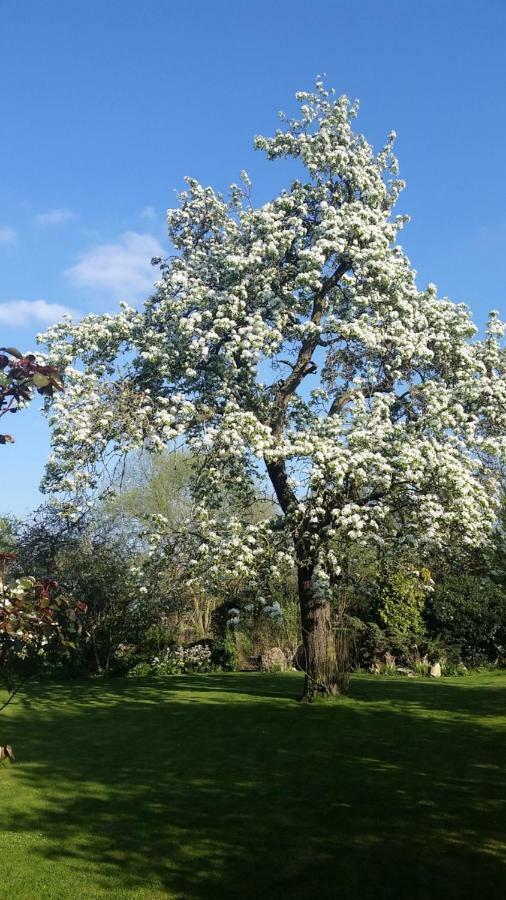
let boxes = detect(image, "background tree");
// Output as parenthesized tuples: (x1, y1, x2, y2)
(14, 505, 153, 675)
(107, 448, 283, 646)
(0, 516, 17, 554)
(40, 82, 506, 697)
(106, 448, 194, 526)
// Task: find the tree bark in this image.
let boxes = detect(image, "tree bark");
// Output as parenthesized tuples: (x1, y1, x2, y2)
(263, 455, 345, 698)
(298, 564, 339, 699)
(91, 632, 103, 674)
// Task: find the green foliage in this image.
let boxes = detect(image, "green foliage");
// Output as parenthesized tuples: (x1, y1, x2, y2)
(262, 661, 285, 674)
(223, 587, 300, 663)
(426, 575, 506, 665)
(12, 506, 161, 675)
(153, 644, 215, 675)
(127, 662, 152, 678)
(0, 516, 17, 554)
(6, 477, 506, 682)
(405, 647, 430, 676)
(139, 622, 180, 659)
(105, 449, 194, 528)
(360, 621, 389, 663)
(382, 655, 398, 675)
(128, 639, 240, 675)
(440, 657, 469, 677)
(0, 556, 84, 697)
(211, 636, 240, 671)
(378, 569, 430, 643)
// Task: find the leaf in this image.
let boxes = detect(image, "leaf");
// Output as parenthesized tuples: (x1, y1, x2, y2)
(0, 347, 23, 359)
(17, 577, 36, 589)
(32, 373, 51, 388)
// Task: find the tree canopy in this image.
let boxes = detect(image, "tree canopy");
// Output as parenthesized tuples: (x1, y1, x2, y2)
(39, 82, 506, 695)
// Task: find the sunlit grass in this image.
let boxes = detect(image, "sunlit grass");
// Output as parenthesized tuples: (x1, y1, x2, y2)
(0, 671, 505, 898)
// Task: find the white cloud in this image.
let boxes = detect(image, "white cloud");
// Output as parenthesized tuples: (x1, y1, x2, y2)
(140, 206, 157, 220)
(65, 231, 164, 300)
(0, 300, 73, 327)
(0, 226, 18, 244)
(35, 208, 75, 226)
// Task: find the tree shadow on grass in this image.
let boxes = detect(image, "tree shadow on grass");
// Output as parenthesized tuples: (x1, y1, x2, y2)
(1, 675, 506, 899)
(19, 670, 506, 714)
(17, 671, 304, 709)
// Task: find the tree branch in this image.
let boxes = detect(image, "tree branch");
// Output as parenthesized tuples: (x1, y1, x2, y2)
(271, 259, 350, 431)
(264, 457, 298, 517)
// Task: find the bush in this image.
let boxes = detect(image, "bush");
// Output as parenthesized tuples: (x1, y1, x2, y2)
(127, 662, 153, 678)
(405, 647, 429, 676)
(440, 657, 469, 677)
(153, 644, 215, 675)
(379, 651, 397, 675)
(425, 576, 506, 666)
(357, 621, 389, 668)
(210, 637, 239, 671)
(378, 569, 430, 644)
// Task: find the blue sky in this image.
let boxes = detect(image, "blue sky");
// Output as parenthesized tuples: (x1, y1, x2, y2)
(1, 0, 505, 516)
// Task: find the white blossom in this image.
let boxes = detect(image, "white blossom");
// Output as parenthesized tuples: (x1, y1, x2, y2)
(38, 81, 506, 594)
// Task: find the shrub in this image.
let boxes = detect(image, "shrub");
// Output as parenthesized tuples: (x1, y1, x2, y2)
(405, 647, 429, 676)
(127, 662, 152, 678)
(358, 621, 390, 667)
(378, 569, 430, 643)
(210, 637, 239, 671)
(153, 644, 215, 675)
(380, 651, 397, 675)
(425, 576, 506, 666)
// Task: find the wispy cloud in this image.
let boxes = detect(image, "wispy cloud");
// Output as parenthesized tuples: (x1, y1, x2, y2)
(0, 226, 18, 244)
(0, 299, 73, 327)
(140, 206, 157, 221)
(35, 208, 75, 226)
(65, 231, 164, 300)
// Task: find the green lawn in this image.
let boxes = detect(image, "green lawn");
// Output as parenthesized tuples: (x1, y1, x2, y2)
(0, 672, 505, 899)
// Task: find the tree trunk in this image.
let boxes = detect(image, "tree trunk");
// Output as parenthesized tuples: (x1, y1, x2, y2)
(91, 632, 103, 674)
(263, 454, 347, 698)
(298, 565, 339, 699)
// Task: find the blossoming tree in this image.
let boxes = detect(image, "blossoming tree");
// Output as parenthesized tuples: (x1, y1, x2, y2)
(39, 83, 506, 697)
